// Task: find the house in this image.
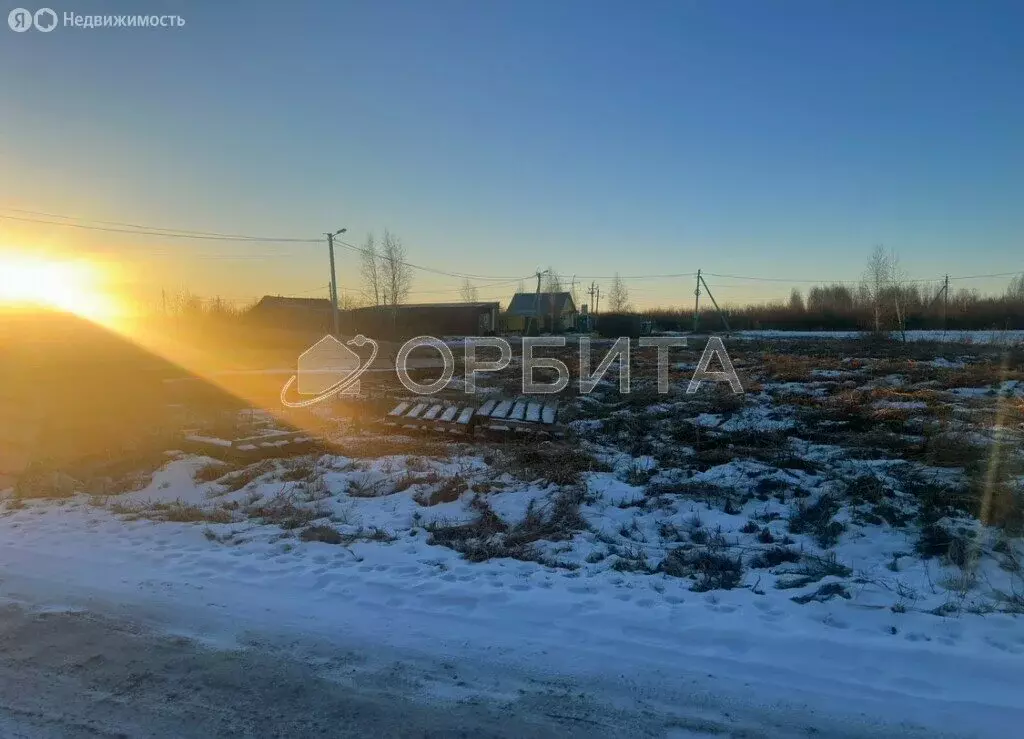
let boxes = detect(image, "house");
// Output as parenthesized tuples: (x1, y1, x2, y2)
(344, 302, 500, 338)
(248, 296, 333, 332)
(248, 296, 500, 338)
(502, 292, 577, 334)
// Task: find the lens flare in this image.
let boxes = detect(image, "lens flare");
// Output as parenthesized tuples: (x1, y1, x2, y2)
(0, 253, 122, 324)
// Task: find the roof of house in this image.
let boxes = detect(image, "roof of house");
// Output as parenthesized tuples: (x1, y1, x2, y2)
(251, 296, 332, 311)
(506, 292, 576, 316)
(253, 297, 499, 313)
(350, 301, 500, 312)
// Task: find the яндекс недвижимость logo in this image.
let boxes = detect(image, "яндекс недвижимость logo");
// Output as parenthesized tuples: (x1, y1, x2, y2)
(8, 8, 57, 32)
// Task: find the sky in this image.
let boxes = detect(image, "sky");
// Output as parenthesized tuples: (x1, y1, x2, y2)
(1, 0, 1021, 309)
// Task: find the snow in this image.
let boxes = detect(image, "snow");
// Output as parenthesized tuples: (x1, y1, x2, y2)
(1, 489, 1022, 737)
(736, 330, 1024, 346)
(184, 433, 232, 447)
(122, 457, 224, 505)
(872, 400, 929, 410)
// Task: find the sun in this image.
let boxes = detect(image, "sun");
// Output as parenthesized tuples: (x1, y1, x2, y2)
(0, 253, 121, 323)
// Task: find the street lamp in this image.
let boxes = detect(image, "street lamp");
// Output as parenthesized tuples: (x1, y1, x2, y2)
(326, 227, 347, 336)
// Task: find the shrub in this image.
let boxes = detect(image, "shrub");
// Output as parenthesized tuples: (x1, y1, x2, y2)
(300, 524, 343, 544)
(416, 475, 467, 506)
(750, 546, 801, 569)
(925, 433, 986, 469)
(659, 547, 744, 591)
(495, 442, 608, 486)
(789, 494, 845, 548)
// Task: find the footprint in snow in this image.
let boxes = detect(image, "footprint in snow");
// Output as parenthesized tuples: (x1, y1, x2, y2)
(567, 599, 601, 614)
(708, 604, 737, 614)
(821, 615, 849, 629)
(983, 636, 1022, 654)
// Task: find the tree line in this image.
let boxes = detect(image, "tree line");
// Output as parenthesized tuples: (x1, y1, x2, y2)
(644, 247, 1024, 332)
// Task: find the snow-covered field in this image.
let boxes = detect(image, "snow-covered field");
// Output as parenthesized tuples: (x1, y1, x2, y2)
(3, 336, 1023, 736)
(737, 329, 1024, 346)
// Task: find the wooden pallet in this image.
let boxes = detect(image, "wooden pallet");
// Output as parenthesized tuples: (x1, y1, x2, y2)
(382, 396, 560, 435)
(181, 430, 318, 460)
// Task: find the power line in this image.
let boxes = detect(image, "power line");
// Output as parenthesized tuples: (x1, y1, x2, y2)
(946, 270, 1024, 281)
(0, 208, 531, 280)
(701, 271, 946, 285)
(0, 207, 325, 242)
(0, 212, 322, 243)
(4, 206, 1018, 286)
(328, 237, 528, 281)
(572, 271, 698, 280)
(701, 270, 1021, 285)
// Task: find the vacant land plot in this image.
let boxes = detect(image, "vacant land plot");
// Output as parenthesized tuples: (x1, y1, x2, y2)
(3, 333, 1023, 737)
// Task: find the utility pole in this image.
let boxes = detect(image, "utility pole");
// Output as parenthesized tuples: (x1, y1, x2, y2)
(534, 270, 544, 335)
(698, 271, 730, 333)
(942, 274, 949, 332)
(693, 269, 702, 334)
(325, 227, 347, 336)
(595, 284, 601, 315)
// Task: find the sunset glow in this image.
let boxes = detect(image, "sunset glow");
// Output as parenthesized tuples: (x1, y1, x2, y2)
(0, 253, 122, 324)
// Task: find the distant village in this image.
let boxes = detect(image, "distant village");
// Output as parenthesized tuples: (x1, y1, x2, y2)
(247, 290, 635, 339)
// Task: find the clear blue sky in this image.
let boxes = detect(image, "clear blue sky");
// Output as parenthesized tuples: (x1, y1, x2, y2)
(1, 0, 1021, 307)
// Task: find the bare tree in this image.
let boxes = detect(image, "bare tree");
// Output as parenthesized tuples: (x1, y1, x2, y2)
(1007, 274, 1024, 303)
(568, 274, 579, 311)
(543, 267, 562, 294)
(862, 245, 891, 333)
(460, 278, 479, 303)
(607, 272, 631, 312)
(379, 229, 413, 307)
(360, 233, 383, 306)
(809, 283, 855, 313)
(789, 288, 805, 312)
(336, 292, 360, 311)
(888, 249, 908, 342)
(542, 268, 562, 329)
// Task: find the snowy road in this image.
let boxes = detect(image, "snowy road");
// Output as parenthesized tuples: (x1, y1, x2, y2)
(0, 604, 616, 738)
(1, 497, 1020, 738)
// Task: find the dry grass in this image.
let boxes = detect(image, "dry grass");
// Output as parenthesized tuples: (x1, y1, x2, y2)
(659, 547, 744, 591)
(761, 354, 844, 383)
(219, 460, 276, 492)
(116, 499, 235, 524)
(426, 488, 587, 564)
(415, 474, 467, 506)
(246, 492, 330, 529)
(924, 433, 987, 468)
(492, 441, 608, 486)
